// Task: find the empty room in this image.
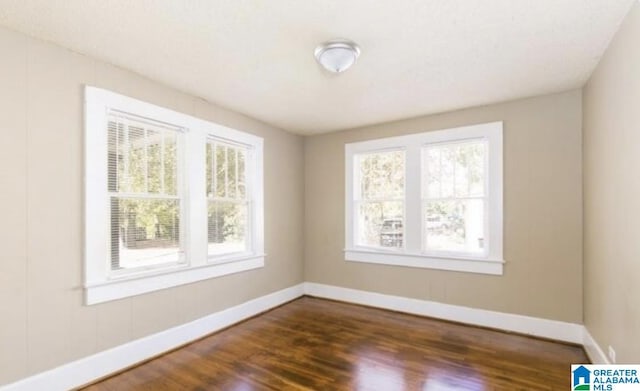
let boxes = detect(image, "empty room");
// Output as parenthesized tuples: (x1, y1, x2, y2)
(1, 0, 639, 390)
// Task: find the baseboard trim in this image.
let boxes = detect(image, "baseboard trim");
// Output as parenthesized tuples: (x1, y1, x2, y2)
(0, 283, 305, 391)
(303, 282, 585, 344)
(1, 282, 594, 390)
(583, 328, 610, 364)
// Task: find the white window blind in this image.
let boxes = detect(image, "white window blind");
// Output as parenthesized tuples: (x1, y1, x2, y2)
(107, 111, 185, 272)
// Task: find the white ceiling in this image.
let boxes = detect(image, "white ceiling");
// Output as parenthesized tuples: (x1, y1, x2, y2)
(0, 1, 634, 135)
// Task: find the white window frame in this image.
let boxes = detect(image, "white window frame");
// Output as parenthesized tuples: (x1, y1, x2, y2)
(345, 122, 503, 275)
(85, 86, 264, 305)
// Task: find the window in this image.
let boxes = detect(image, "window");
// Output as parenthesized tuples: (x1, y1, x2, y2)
(107, 112, 185, 273)
(206, 140, 250, 257)
(355, 150, 405, 249)
(85, 87, 264, 304)
(345, 122, 503, 275)
(422, 140, 486, 255)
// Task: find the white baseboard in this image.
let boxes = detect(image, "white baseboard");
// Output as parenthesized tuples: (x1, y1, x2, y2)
(1, 281, 596, 390)
(583, 328, 610, 364)
(0, 283, 305, 391)
(303, 282, 585, 344)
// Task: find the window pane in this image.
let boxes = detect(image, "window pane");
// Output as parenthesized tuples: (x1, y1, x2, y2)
(424, 199, 484, 253)
(424, 140, 485, 199)
(208, 141, 248, 201)
(238, 149, 246, 198)
(107, 116, 178, 196)
(227, 147, 237, 199)
(208, 201, 248, 255)
(215, 144, 226, 198)
(466, 142, 485, 197)
(110, 197, 181, 270)
(454, 148, 469, 198)
(358, 150, 404, 200)
(126, 125, 146, 193)
(425, 148, 441, 198)
(147, 129, 164, 193)
(440, 147, 455, 198)
(357, 201, 403, 248)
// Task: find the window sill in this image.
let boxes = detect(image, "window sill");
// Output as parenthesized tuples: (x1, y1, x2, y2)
(344, 249, 503, 275)
(85, 254, 265, 305)
(207, 251, 260, 265)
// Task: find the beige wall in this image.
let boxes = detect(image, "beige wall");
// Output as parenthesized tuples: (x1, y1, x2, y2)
(583, 3, 640, 363)
(305, 90, 583, 323)
(0, 26, 304, 386)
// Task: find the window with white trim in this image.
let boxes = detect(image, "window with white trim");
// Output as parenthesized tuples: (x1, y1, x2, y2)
(107, 112, 186, 273)
(206, 139, 250, 257)
(355, 150, 405, 249)
(422, 140, 486, 255)
(85, 86, 264, 305)
(345, 122, 503, 275)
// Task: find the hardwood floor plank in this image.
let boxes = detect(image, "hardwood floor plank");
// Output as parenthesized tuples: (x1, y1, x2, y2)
(81, 297, 588, 390)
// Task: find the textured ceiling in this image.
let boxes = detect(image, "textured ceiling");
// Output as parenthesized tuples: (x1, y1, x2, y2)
(0, 1, 634, 134)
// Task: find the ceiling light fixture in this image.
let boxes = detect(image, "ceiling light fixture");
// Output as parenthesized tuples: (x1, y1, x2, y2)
(314, 39, 361, 73)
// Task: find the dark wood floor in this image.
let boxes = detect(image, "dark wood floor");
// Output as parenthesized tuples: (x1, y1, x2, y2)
(82, 296, 588, 390)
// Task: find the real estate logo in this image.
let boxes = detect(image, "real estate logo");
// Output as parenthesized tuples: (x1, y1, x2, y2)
(571, 365, 640, 391)
(573, 365, 591, 390)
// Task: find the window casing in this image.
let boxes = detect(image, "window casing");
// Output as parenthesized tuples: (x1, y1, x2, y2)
(345, 122, 503, 275)
(85, 86, 264, 305)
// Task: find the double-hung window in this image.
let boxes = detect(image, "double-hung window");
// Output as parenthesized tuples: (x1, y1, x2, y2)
(355, 150, 405, 249)
(106, 111, 185, 273)
(345, 122, 503, 275)
(206, 139, 251, 258)
(422, 140, 487, 256)
(85, 87, 264, 305)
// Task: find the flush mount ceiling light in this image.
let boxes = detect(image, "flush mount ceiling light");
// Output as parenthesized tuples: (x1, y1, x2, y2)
(314, 39, 361, 73)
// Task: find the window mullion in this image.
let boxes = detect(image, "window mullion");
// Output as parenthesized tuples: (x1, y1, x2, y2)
(185, 127, 207, 266)
(404, 144, 422, 253)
